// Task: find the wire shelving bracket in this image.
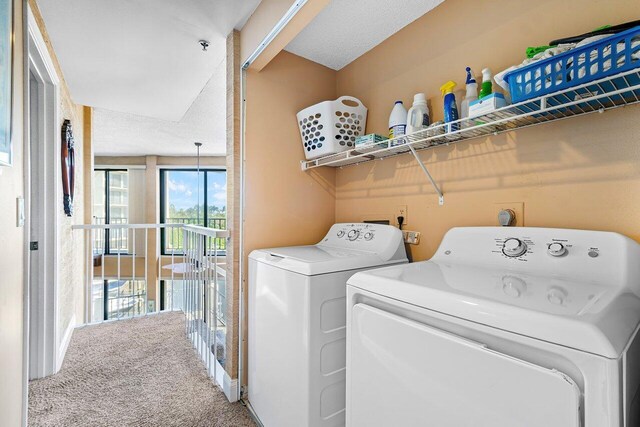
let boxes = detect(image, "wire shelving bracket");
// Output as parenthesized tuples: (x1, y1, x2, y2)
(300, 68, 640, 206)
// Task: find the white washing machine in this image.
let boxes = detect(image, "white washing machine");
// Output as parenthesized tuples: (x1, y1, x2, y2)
(346, 227, 640, 427)
(248, 223, 407, 427)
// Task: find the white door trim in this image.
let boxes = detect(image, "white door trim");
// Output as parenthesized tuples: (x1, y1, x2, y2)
(25, 2, 62, 380)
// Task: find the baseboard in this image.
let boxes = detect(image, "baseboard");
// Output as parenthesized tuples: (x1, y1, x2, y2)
(223, 371, 239, 403)
(56, 314, 75, 373)
(189, 331, 239, 403)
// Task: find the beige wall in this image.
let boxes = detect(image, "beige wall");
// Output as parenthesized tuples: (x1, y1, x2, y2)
(0, 0, 89, 422)
(238, 0, 640, 393)
(244, 51, 336, 254)
(242, 51, 337, 384)
(334, 0, 640, 261)
(240, 0, 292, 63)
(225, 30, 241, 379)
(0, 0, 25, 424)
(29, 0, 87, 347)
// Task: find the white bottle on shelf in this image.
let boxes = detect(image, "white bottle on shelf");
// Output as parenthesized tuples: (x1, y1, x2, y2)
(389, 100, 407, 146)
(406, 93, 430, 135)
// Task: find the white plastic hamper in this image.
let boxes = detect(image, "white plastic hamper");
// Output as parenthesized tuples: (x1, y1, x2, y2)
(297, 96, 368, 160)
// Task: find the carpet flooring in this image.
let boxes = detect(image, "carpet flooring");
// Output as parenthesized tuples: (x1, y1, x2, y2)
(28, 312, 256, 427)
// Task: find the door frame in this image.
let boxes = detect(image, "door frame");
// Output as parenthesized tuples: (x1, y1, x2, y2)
(23, 2, 61, 382)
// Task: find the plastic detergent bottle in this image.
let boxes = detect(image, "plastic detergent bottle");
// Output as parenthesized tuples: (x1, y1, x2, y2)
(388, 101, 407, 140)
(478, 68, 493, 99)
(460, 67, 478, 120)
(406, 93, 430, 134)
(440, 81, 459, 133)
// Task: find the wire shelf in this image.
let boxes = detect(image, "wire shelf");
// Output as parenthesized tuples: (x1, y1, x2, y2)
(301, 68, 640, 171)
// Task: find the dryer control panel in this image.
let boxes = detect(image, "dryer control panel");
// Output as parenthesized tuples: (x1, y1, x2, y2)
(319, 223, 404, 261)
(433, 227, 640, 288)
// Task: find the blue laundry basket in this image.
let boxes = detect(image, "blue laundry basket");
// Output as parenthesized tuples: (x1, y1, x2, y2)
(504, 26, 640, 103)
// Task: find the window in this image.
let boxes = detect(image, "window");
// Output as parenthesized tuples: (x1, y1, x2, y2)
(91, 279, 147, 322)
(93, 169, 129, 254)
(159, 169, 227, 254)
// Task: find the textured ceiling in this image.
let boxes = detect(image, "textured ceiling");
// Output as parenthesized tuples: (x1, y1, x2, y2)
(37, 0, 261, 121)
(285, 0, 446, 70)
(93, 59, 226, 157)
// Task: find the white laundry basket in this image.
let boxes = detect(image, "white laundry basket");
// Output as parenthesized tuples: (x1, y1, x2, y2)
(297, 96, 368, 160)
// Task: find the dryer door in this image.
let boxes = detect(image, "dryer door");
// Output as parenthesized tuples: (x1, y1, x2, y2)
(347, 303, 581, 427)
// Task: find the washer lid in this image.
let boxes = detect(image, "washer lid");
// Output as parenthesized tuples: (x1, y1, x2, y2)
(249, 245, 403, 276)
(347, 260, 640, 358)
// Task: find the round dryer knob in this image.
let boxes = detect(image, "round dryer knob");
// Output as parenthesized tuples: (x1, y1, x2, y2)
(364, 232, 374, 241)
(337, 230, 345, 238)
(502, 238, 527, 257)
(502, 276, 527, 298)
(547, 287, 568, 305)
(547, 242, 567, 257)
(347, 230, 360, 241)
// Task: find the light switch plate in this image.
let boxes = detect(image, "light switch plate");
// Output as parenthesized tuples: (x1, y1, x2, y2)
(494, 202, 524, 226)
(16, 197, 25, 227)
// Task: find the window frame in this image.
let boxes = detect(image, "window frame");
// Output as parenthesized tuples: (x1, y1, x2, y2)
(94, 168, 128, 255)
(159, 167, 227, 256)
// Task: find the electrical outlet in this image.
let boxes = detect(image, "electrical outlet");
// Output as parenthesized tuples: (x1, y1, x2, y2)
(403, 230, 420, 245)
(494, 202, 524, 226)
(396, 205, 408, 225)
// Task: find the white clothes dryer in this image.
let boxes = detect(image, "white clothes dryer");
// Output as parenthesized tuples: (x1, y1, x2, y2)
(346, 227, 640, 427)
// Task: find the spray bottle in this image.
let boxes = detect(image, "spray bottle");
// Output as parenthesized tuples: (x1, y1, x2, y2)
(460, 67, 478, 121)
(478, 68, 493, 99)
(440, 81, 459, 133)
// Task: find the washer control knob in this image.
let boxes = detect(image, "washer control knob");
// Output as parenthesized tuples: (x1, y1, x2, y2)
(364, 232, 374, 241)
(547, 242, 567, 257)
(347, 230, 359, 241)
(502, 238, 527, 257)
(547, 287, 568, 305)
(502, 276, 527, 298)
(337, 230, 345, 238)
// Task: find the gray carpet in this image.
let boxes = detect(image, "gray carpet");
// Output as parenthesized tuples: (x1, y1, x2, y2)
(28, 312, 256, 427)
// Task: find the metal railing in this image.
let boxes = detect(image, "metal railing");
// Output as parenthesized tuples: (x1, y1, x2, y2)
(164, 217, 227, 253)
(73, 222, 229, 388)
(182, 225, 230, 386)
(165, 217, 227, 229)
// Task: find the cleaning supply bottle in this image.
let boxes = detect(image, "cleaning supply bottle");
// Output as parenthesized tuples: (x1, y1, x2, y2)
(388, 100, 408, 143)
(406, 93, 430, 135)
(460, 67, 478, 121)
(440, 81, 459, 133)
(478, 68, 493, 99)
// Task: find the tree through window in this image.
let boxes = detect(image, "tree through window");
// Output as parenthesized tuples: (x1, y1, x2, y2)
(160, 169, 227, 254)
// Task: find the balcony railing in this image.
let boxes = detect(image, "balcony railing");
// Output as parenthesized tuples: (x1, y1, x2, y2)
(164, 217, 227, 253)
(165, 217, 227, 229)
(92, 217, 227, 254)
(73, 222, 229, 388)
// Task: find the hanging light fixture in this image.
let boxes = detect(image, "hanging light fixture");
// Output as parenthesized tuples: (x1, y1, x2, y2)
(195, 142, 202, 225)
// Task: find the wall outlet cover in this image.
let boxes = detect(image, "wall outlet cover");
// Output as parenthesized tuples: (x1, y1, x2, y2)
(494, 202, 524, 227)
(396, 205, 408, 226)
(402, 230, 420, 245)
